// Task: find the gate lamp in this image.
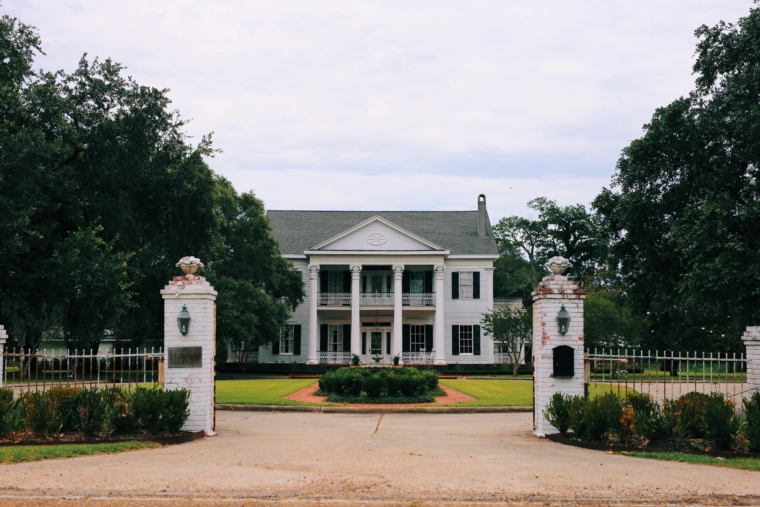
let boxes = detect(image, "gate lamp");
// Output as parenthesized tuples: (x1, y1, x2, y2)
(556, 305, 571, 335)
(177, 305, 191, 336)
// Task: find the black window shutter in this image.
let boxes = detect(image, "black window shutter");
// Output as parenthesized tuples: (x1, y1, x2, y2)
(424, 271, 433, 293)
(272, 337, 280, 355)
(473, 272, 481, 299)
(402, 271, 410, 293)
(402, 324, 411, 352)
(320, 271, 328, 293)
(320, 324, 328, 351)
(362, 332, 367, 354)
(343, 271, 351, 293)
(425, 325, 433, 352)
(452, 272, 459, 299)
(293, 325, 301, 355)
(452, 325, 460, 355)
(343, 324, 351, 352)
(362, 275, 367, 292)
(474, 325, 481, 355)
(386, 332, 391, 354)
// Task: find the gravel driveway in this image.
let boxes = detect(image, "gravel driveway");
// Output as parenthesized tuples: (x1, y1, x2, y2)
(0, 411, 757, 505)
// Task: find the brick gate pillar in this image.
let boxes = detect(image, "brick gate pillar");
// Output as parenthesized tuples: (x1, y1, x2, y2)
(532, 256, 586, 437)
(0, 326, 7, 387)
(742, 327, 760, 398)
(160, 257, 217, 435)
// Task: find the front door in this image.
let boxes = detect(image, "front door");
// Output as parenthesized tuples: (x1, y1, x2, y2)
(363, 329, 392, 365)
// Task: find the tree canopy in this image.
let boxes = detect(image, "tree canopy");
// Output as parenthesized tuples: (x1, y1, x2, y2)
(0, 15, 303, 353)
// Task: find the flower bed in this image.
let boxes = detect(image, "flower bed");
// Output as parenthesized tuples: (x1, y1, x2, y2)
(316, 367, 444, 403)
(0, 386, 190, 443)
(544, 390, 760, 457)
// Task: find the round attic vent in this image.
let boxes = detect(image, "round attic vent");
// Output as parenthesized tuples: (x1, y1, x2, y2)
(367, 233, 386, 246)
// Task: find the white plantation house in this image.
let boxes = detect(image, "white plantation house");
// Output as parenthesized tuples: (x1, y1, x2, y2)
(259, 195, 504, 366)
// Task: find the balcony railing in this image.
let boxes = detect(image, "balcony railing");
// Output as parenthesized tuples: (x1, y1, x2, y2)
(403, 293, 434, 306)
(318, 351, 351, 364)
(402, 351, 435, 365)
(318, 292, 351, 306)
(361, 293, 394, 306)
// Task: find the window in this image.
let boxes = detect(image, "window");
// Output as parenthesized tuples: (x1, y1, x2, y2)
(328, 325, 343, 352)
(410, 325, 426, 352)
(280, 325, 295, 355)
(459, 272, 473, 299)
(459, 325, 473, 354)
(328, 271, 343, 293)
(410, 272, 424, 293)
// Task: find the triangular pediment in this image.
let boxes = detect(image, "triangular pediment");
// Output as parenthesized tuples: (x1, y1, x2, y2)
(311, 216, 444, 252)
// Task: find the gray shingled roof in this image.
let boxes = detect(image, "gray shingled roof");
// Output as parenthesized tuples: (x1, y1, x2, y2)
(267, 210, 499, 256)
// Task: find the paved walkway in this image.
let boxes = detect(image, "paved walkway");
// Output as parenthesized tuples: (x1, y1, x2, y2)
(0, 412, 757, 505)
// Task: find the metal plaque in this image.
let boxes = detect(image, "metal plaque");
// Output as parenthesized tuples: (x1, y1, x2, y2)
(168, 346, 202, 368)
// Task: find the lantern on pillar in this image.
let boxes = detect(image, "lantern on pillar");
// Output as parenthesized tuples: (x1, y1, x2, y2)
(556, 305, 571, 335)
(177, 305, 191, 335)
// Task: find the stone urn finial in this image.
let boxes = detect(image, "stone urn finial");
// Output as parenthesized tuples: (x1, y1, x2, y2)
(545, 256, 572, 275)
(176, 256, 204, 275)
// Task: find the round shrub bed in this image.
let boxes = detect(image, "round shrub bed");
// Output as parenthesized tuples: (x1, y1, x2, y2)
(317, 367, 445, 404)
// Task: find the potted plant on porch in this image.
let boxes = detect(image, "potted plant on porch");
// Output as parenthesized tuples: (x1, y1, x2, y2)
(350, 354, 361, 367)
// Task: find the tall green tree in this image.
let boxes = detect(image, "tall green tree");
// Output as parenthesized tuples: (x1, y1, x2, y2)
(481, 306, 532, 376)
(594, 5, 760, 352)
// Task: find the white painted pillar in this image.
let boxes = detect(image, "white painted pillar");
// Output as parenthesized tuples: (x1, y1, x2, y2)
(742, 327, 760, 398)
(532, 257, 585, 438)
(0, 325, 7, 387)
(350, 265, 362, 358)
(434, 265, 446, 365)
(392, 265, 404, 363)
(160, 257, 217, 435)
(306, 264, 320, 365)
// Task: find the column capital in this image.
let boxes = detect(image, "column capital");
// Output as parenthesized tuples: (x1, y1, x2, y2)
(393, 265, 404, 280)
(308, 264, 320, 279)
(434, 265, 445, 280)
(350, 265, 362, 279)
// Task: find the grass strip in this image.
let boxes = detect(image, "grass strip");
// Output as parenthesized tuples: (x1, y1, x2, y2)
(621, 451, 760, 471)
(216, 379, 318, 405)
(0, 441, 162, 464)
(438, 379, 532, 406)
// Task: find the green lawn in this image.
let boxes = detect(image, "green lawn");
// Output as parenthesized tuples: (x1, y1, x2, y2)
(216, 379, 318, 405)
(0, 441, 162, 464)
(438, 379, 532, 406)
(621, 451, 760, 471)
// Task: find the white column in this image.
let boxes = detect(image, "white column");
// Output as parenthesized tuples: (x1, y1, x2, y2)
(160, 257, 217, 435)
(350, 265, 362, 358)
(392, 265, 404, 363)
(532, 257, 585, 438)
(0, 325, 7, 387)
(306, 264, 320, 365)
(742, 327, 760, 397)
(434, 265, 446, 365)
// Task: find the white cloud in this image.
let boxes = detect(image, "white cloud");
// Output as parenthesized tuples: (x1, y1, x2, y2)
(3, 0, 751, 219)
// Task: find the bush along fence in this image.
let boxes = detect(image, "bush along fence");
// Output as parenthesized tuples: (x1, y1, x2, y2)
(317, 367, 442, 403)
(2, 348, 164, 394)
(0, 385, 189, 441)
(586, 349, 750, 404)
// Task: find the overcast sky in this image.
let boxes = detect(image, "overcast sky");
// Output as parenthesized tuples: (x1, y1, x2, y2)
(3, 1, 752, 220)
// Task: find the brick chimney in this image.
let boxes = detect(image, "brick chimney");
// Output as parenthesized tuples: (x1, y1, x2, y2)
(478, 194, 487, 237)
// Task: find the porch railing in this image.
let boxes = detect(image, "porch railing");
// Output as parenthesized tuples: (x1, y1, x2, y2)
(586, 349, 751, 404)
(361, 293, 394, 306)
(2, 348, 165, 395)
(318, 351, 351, 364)
(402, 351, 435, 365)
(318, 292, 351, 306)
(403, 293, 434, 306)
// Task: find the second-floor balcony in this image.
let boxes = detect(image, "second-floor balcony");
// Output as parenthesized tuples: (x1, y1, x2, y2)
(318, 292, 436, 307)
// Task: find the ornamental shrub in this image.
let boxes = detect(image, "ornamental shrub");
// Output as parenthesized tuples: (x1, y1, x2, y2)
(670, 392, 710, 439)
(568, 395, 587, 436)
(161, 389, 190, 434)
(21, 386, 78, 436)
(584, 392, 623, 439)
(544, 393, 572, 436)
(700, 392, 739, 449)
(361, 375, 384, 398)
(319, 367, 437, 399)
(71, 388, 114, 438)
(743, 392, 760, 452)
(625, 392, 663, 440)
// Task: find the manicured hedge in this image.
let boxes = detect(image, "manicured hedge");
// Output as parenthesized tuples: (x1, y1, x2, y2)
(544, 390, 756, 450)
(0, 386, 189, 439)
(318, 367, 439, 400)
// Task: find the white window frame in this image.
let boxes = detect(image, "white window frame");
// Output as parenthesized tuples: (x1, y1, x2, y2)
(410, 271, 425, 293)
(328, 325, 343, 352)
(280, 324, 295, 355)
(459, 272, 473, 299)
(459, 324, 474, 355)
(410, 325, 426, 352)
